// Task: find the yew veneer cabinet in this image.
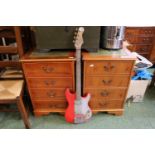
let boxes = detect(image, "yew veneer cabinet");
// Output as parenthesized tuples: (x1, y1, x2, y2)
(82, 51, 135, 115)
(21, 51, 75, 116)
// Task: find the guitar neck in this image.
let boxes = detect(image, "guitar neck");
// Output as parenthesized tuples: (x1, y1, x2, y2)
(75, 48, 82, 100)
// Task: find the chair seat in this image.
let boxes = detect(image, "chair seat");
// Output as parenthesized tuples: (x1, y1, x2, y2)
(0, 80, 24, 100)
(0, 69, 23, 79)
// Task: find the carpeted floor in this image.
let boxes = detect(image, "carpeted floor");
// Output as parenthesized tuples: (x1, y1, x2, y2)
(0, 86, 155, 129)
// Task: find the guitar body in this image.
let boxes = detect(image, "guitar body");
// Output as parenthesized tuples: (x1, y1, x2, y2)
(65, 88, 92, 123)
(65, 88, 76, 123)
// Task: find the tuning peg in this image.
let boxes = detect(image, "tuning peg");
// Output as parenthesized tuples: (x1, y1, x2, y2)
(79, 27, 84, 32)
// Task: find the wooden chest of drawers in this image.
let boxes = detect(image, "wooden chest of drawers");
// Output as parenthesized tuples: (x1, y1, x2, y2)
(82, 51, 135, 115)
(125, 27, 155, 61)
(21, 51, 75, 116)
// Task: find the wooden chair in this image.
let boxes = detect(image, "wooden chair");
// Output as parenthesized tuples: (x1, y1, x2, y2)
(0, 80, 30, 128)
(0, 26, 30, 128)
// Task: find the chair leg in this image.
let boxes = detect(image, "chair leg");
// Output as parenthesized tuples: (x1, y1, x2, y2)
(16, 96, 31, 129)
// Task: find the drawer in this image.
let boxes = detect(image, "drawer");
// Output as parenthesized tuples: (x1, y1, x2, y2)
(137, 37, 154, 44)
(127, 44, 153, 53)
(27, 77, 73, 88)
(23, 62, 73, 77)
(89, 100, 124, 110)
(85, 61, 133, 75)
(33, 100, 67, 110)
(29, 88, 68, 100)
(84, 88, 126, 100)
(125, 28, 155, 37)
(85, 75, 130, 88)
(126, 36, 154, 44)
(139, 28, 154, 36)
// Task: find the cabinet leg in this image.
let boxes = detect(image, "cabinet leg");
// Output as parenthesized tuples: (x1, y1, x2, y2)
(107, 111, 123, 116)
(34, 112, 42, 117)
(59, 112, 65, 115)
(92, 111, 99, 115)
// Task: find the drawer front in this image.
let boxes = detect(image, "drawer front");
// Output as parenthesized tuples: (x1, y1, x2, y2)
(126, 36, 154, 44)
(33, 100, 67, 110)
(27, 77, 73, 88)
(85, 76, 129, 88)
(29, 88, 67, 100)
(128, 44, 153, 54)
(85, 61, 133, 75)
(89, 100, 124, 110)
(139, 28, 154, 36)
(125, 28, 155, 37)
(84, 88, 126, 100)
(23, 62, 73, 77)
(137, 37, 154, 44)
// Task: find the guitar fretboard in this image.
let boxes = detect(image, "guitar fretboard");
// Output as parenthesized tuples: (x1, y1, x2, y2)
(75, 49, 82, 100)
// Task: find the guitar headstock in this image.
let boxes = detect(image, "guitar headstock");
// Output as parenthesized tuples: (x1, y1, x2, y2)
(73, 27, 84, 50)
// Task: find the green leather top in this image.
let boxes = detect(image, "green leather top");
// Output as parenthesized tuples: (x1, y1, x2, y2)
(89, 49, 127, 56)
(29, 50, 71, 58)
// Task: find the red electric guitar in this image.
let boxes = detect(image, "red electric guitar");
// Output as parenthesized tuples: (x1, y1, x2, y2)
(65, 27, 92, 123)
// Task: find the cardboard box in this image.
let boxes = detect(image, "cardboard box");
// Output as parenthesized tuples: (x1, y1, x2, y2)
(126, 80, 151, 102)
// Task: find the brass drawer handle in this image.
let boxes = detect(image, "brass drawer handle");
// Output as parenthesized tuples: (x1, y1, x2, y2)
(110, 65, 115, 70)
(140, 48, 146, 52)
(103, 65, 115, 71)
(100, 91, 109, 97)
(99, 102, 108, 106)
(144, 30, 152, 34)
(50, 80, 56, 85)
(102, 79, 112, 85)
(142, 38, 149, 42)
(103, 65, 109, 71)
(42, 66, 54, 73)
(44, 80, 50, 85)
(44, 80, 56, 86)
(47, 91, 56, 98)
